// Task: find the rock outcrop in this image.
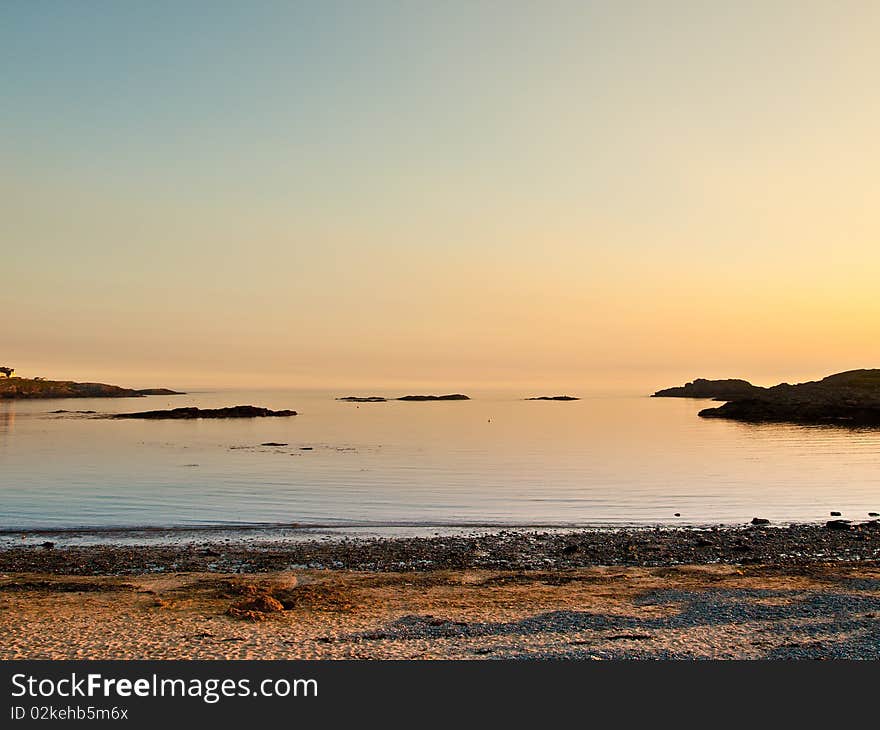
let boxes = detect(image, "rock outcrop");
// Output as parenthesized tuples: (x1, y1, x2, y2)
(652, 378, 765, 400)
(339, 394, 470, 402)
(525, 395, 580, 401)
(113, 406, 296, 419)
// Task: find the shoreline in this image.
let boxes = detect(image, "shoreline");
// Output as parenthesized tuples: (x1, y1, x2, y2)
(2, 523, 879, 575)
(1, 515, 873, 538)
(4, 526, 880, 659)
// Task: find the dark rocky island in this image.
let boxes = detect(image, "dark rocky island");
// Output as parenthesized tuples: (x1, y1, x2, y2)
(339, 394, 470, 402)
(113, 406, 296, 420)
(697, 370, 880, 426)
(526, 395, 580, 401)
(652, 378, 765, 400)
(0, 377, 183, 400)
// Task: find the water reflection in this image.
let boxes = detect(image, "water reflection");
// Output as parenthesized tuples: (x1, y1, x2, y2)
(0, 390, 878, 530)
(0, 403, 14, 435)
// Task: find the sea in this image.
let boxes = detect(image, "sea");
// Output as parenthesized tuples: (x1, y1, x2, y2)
(1, 388, 879, 539)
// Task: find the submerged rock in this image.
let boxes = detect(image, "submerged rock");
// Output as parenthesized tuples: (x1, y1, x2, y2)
(114, 406, 296, 420)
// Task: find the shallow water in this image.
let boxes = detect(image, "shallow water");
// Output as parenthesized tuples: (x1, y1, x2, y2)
(1, 389, 879, 531)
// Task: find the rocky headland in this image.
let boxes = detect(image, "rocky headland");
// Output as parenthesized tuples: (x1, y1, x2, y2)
(656, 370, 880, 426)
(0, 377, 182, 400)
(698, 370, 880, 426)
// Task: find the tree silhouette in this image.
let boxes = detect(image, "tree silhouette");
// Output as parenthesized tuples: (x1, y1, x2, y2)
(0, 367, 14, 378)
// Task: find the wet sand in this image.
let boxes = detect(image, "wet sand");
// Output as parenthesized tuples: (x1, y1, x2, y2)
(2, 526, 880, 659)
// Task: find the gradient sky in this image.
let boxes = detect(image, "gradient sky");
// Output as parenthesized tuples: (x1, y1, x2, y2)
(3, 2, 879, 390)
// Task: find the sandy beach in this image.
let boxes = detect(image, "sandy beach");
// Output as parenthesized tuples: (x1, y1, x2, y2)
(3, 526, 880, 660)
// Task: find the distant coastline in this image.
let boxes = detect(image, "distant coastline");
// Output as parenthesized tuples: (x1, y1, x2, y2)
(0, 377, 183, 400)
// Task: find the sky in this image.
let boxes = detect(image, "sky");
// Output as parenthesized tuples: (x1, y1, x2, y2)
(3, 1, 879, 391)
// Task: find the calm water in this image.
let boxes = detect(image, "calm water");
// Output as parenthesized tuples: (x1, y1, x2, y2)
(1, 389, 879, 531)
